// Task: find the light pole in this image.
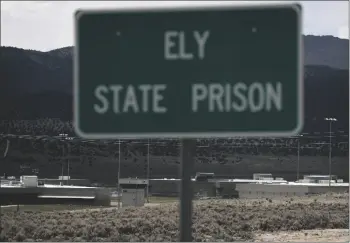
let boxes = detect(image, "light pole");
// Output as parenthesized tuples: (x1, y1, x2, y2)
(146, 138, 150, 203)
(117, 139, 121, 209)
(296, 134, 303, 181)
(60, 141, 64, 185)
(290, 134, 303, 181)
(67, 142, 70, 185)
(324, 117, 337, 189)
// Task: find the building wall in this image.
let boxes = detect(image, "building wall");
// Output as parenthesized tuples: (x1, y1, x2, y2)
(193, 181, 216, 197)
(149, 180, 218, 197)
(40, 187, 96, 197)
(236, 183, 348, 199)
(236, 184, 308, 199)
(0, 186, 111, 206)
(0, 187, 41, 205)
(39, 179, 91, 186)
(308, 185, 349, 194)
(149, 180, 179, 196)
(93, 188, 112, 206)
(121, 189, 145, 207)
(216, 182, 239, 198)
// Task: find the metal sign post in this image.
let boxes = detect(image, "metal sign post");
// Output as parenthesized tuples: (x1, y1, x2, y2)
(179, 139, 195, 242)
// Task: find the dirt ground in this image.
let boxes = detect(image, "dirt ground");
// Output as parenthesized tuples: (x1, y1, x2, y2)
(254, 229, 349, 242)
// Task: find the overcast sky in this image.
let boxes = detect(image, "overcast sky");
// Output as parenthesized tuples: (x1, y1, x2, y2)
(1, 1, 348, 51)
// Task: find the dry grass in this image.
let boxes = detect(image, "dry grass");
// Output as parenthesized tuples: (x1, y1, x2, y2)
(0, 193, 348, 242)
(254, 229, 349, 242)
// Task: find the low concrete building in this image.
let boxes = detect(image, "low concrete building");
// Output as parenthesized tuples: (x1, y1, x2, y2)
(39, 178, 91, 187)
(215, 178, 288, 198)
(253, 173, 274, 180)
(1, 177, 111, 206)
(236, 182, 349, 199)
(119, 178, 148, 207)
(149, 179, 179, 197)
(147, 174, 348, 200)
(149, 178, 216, 198)
(149, 177, 288, 198)
(193, 180, 216, 198)
(215, 180, 238, 198)
(20, 175, 38, 187)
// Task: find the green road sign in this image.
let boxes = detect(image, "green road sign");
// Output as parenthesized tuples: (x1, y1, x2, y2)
(74, 3, 303, 139)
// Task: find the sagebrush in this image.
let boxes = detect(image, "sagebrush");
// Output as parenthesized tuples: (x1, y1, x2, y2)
(1, 194, 348, 242)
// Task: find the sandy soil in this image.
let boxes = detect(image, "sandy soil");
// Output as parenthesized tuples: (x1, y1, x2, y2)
(254, 229, 349, 242)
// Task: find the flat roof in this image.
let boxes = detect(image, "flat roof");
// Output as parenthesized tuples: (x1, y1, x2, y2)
(216, 179, 287, 183)
(239, 182, 349, 187)
(149, 178, 289, 183)
(149, 178, 191, 181)
(285, 182, 349, 187)
(38, 195, 95, 199)
(42, 184, 97, 189)
(0, 184, 23, 188)
(0, 184, 97, 189)
(148, 178, 349, 187)
(40, 178, 88, 180)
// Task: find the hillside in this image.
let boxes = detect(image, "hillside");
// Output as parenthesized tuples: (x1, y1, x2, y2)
(0, 35, 349, 133)
(0, 133, 348, 184)
(303, 35, 349, 70)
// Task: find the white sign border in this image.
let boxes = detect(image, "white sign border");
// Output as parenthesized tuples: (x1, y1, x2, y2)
(73, 2, 304, 139)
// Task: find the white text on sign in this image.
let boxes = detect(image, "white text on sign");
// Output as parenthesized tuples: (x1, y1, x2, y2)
(94, 85, 167, 114)
(164, 30, 210, 60)
(93, 30, 283, 114)
(93, 83, 283, 114)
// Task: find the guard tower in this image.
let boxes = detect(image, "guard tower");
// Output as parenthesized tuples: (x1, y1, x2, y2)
(119, 178, 148, 207)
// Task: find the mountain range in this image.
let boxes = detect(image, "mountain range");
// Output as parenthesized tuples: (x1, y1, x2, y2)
(0, 35, 349, 133)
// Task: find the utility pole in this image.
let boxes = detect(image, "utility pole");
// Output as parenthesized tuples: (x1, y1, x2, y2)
(146, 138, 150, 203)
(297, 136, 300, 181)
(329, 121, 332, 188)
(60, 141, 64, 185)
(117, 139, 121, 209)
(67, 142, 70, 185)
(296, 134, 303, 181)
(324, 117, 337, 190)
